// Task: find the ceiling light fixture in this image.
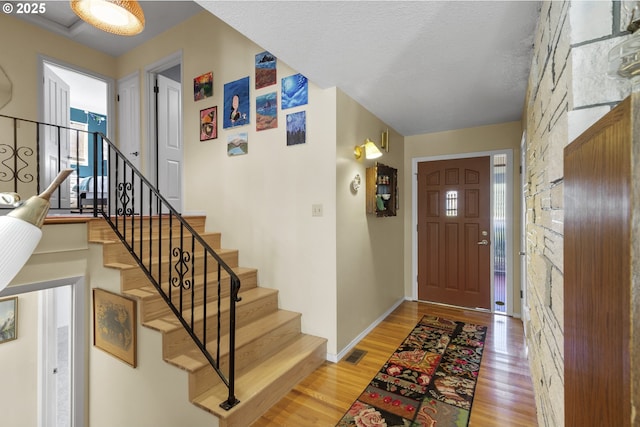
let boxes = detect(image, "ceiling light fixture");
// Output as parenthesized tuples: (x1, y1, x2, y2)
(0, 169, 73, 292)
(70, 0, 145, 36)
(354, 138, 383, 160)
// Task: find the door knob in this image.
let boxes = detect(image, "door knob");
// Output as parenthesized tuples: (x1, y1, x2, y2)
(477, 239, 489, 246)
(130, 151, 139, 157)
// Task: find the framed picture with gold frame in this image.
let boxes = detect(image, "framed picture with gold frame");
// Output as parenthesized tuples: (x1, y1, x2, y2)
(0, 297, 17, 344)
(93, 288, 137, 367)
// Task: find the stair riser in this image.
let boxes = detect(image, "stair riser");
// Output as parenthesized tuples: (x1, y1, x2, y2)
(137, 270, 258, 323)
(103, 233, 222, 266)
(187, 316, 302, 400)
(89, 216, 206, 242)
(162, 292, 279, 360)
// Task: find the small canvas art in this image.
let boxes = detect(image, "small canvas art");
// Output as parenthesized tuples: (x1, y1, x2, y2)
(223, 76, 250, 129)
(0, 297, 17, 344)
(286, 111, 306, 146)
(256, 92, 277, 131)
(281, 73, 308, 109)
(194, 71, 213, 101)
(255, 51, 277, 89)
(227, 132, 248, 156)
(200, 106, 217, 141)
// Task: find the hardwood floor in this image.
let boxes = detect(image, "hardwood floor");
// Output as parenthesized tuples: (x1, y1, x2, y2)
(251, 300, 538, 426)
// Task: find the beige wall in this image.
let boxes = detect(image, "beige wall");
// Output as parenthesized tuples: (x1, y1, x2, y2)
(335, 89, 405, 353)
(403, 121, 523, 315)
(118, 11, 340, 354)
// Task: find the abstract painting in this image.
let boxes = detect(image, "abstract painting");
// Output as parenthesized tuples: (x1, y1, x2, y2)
(200, 106, 217, 141)
(282, 73, 308, 109)
(194, 71, 213, 101)
(256, 92, 277, 131)
(286, 111, 306, 146)
(255, 51, 277, 89)
(93, 288, 137, 367)
(223, 76, 250, 129)
(227, 132, 248, 156)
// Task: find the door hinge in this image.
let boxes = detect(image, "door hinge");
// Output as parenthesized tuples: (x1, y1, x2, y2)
(154, 85, 159, 94)
(116, 94, 120, 102)
(520, 290, 523, 298)
(519, 165, 522, 174)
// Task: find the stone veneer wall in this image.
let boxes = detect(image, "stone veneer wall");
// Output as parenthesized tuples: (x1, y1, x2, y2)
(524, 1, 632, 426)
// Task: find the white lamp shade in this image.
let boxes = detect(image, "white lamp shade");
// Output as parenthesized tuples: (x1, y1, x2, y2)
(0, 216, 42, 291)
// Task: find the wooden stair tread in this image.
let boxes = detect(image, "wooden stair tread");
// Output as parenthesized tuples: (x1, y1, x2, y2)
(143, 287, 277, 333)
(102, 231, 222, 246)
(193, 334, 327, 422)
(104, 247, 238, 270)
(164, 310, 301, 372)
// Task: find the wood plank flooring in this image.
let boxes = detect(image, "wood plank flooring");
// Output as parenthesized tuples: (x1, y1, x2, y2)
(251, 300, 538, 426)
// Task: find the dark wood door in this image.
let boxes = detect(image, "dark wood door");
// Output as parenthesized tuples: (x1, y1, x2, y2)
(417, 156, 491, 309)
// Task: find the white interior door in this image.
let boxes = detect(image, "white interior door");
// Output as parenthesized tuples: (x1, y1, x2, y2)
(43, 65, 71, 209)
(117, 73, 142, 214)
(156, 74, 183, 212)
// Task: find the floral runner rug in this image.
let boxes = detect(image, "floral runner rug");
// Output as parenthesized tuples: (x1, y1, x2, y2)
(336, 315, 487, 427)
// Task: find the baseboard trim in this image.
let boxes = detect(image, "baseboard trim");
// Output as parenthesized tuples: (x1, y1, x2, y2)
(326, 296, 408, 363)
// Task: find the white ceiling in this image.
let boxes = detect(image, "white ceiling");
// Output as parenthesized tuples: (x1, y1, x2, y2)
(14, 0, 541, 137)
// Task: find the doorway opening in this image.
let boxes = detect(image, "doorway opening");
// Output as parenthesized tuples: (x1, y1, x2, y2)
(40, 57, 112, 211)
(144, 53, 184, 212)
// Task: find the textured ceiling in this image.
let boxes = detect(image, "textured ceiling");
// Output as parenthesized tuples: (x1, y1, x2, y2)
(14, 0, 540, 137)
(198, 1, 540, 136)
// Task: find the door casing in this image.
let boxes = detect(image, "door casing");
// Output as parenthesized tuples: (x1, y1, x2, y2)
(411, 149, 515, 315)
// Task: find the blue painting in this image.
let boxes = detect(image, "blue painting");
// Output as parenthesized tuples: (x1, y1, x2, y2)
(255, 51, 276, 89)
(223, 76, 250, 129)
(227, 132, 248, 156)
(286, 111, 306, 146)
(256, 92, 277, 131)
(281, 74, 308, 110)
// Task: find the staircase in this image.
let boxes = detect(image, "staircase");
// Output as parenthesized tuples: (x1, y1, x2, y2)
(88, 215, 327, 427)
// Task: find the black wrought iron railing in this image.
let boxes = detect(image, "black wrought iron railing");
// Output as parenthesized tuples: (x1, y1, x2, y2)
(0, 114, 241, 410)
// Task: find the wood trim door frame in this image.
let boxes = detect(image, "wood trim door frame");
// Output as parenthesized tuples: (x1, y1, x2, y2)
(411, 149, 515, 315)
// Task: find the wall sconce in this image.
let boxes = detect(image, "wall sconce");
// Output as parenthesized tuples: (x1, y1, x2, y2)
(354, 138, 383, 160)
(70, 0, 145, 36)
(381, 129, 389, 152)
(0, 169, 73, 292)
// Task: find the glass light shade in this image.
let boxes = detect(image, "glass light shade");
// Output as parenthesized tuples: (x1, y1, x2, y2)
(363, 139, 383, 159)
(0, 216, 42, 292)
(70, 0, 145, 36)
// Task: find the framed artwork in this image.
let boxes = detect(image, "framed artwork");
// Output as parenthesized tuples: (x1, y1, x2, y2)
(227, 132, 248, 156)
(255, 51, 277, 89)
(200, 106, 217, 141)
(256, 92, 277, 131)
(223, 76, 250, 129)
(194, 71, 213, 101)
(286, 111, 306, 146)
(0, 297, 17, 344)
(93, 288, 137, 367)
(281, 73, 308, 109)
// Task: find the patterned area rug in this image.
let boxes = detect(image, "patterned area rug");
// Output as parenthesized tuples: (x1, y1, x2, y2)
(336, 315, 487, 427)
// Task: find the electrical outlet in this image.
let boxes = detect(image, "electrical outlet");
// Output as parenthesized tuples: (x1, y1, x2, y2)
(312, 204, 323, 217)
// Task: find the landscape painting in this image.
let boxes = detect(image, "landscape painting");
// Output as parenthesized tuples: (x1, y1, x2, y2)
(286, 111, 306, 146)
(227, 132, 248, 156)
(223, 76, 250, 129)
(256, 92, 277, 131)
(281, 73, 308, 109)
(194, 71, 213, 101)
(255, 51, 277, 89)
(0, 297, 17, 344)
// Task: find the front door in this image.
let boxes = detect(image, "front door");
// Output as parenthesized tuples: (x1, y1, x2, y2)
(417, 156, 491, 309)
